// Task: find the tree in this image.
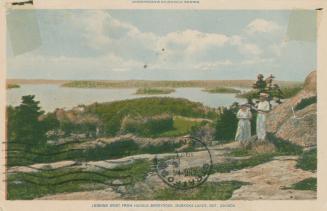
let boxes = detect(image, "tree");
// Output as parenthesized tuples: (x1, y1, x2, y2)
(40, 113, 60, 134)
(251, 74, 284, 104)
(8, 95, 46, 149)
(214, 104, 238, 143)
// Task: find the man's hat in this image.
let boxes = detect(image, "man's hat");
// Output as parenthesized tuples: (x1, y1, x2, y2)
(240, 103, 251, 107)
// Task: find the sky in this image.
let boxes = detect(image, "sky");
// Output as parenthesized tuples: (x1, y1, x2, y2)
(6, 10, 317, 81)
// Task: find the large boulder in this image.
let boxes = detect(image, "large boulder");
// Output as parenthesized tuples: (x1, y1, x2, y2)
(266, 71, 317, 148)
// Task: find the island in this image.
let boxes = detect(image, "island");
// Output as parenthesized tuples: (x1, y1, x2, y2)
(135, 87, 175, 95)
(202, 87, 241, 94)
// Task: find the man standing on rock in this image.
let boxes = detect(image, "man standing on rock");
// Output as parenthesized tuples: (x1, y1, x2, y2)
(256, 93, 270, 141)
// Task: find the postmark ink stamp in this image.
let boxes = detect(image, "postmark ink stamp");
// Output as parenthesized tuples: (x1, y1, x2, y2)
(154, 136, 212, 189)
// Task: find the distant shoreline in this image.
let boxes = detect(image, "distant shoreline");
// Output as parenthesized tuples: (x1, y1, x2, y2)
(7, 79, 70, 85)
(7, 79, 303, 89)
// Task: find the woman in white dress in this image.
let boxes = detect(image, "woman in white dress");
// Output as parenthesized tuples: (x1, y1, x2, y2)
(256, 93, 270, 141)
(235, 104, 252, 142)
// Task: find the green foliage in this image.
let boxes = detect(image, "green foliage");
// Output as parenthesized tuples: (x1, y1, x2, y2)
(121, 114, 174, 137)
(228, 148, 253, 157)
(8, 160, 151, 200)
(41, 113, 60, 132)
(280, 85, 303, 99)
(157, 117, 202, 137)
(90, 97, 215, 136)
(7, 138, 185, 166)
(289, 177, 317, 191)
(237, 85, 303, 100)
(7, 95, 46, 147)
(7, 84, 20, 89)
(203, 87, 241, 94)
(153, 181, 247, 200)
(294, 96, 317, 111)
(214, 106, 238, 142)
(142, 141, 183, 154)
(135, 87, 175, 95)
(296, 148, 317, 171)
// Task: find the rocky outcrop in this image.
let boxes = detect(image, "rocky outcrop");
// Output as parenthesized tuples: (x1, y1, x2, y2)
(266, 71, 317, 148)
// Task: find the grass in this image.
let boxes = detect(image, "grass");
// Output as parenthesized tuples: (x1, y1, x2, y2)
(155, 116, 202, 137)
(202, 87, 241, 94)
(135, 87, 175, 95)
(296, 148, 317, 171)
(153, 181, 247, 200)
(228, 148, 253, 157)
(7, 159, 152, 200)
(289, 177, 317, 191)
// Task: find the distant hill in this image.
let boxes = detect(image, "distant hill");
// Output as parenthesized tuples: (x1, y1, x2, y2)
(62, 80, 303, 89)
(7, 79, 303, 89)
(7, 79, 69, 85)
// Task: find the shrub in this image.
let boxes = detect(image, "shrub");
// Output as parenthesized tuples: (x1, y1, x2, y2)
(214, 107, 238, 143)
(267, 133, 303, 155)
(90, 97, 217, 136)
(121, 114, 174, 136)
(296, 148, 317, 171)
(289, 177, 317, 191)
(280, 85, 303, 98)
(294, 96, 317, 111)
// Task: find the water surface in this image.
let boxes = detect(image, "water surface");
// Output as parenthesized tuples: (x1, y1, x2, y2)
(7, 84, 248, 112)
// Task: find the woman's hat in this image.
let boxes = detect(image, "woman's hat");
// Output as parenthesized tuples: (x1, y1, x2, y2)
(259, 93, 269, 98)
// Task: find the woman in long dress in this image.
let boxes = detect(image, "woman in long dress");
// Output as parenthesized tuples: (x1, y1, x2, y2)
(256, 93, 270, 141)
(235, 104, 252, 142)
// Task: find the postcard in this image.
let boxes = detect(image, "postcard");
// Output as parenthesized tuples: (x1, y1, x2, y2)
(0, 0, 326, 211)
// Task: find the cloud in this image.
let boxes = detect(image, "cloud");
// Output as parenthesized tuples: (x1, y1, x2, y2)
(158, 30, 230, 55)
(238, 43, 262, 56)
(9, 11, 301, 80)
(245, 18, 281, 34)
(194, 60, 233, 70)
(8, 53, 143, 75)
(269, 41, 288, 56)
(68, 12, 273, 68)
(241, 57, 274, 65)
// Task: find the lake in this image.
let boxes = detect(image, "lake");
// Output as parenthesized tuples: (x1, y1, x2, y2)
(7, 84, 248, 112)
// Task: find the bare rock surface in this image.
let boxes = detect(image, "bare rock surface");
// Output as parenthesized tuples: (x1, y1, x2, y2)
(209, 156, 316, 200)
(37, 187, 121, 200)
(266, 70, 317, 148)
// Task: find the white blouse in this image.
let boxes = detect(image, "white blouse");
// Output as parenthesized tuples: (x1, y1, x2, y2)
(237, 109, 252, 119)
(257, 101, 270, 112)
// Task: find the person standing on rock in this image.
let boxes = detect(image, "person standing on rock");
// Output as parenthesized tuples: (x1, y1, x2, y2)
(256, 93, 270, 141)
(235, 104, 252, 143)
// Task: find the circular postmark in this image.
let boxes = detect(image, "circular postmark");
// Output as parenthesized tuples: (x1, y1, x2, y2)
(154, 136, 212, 190)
